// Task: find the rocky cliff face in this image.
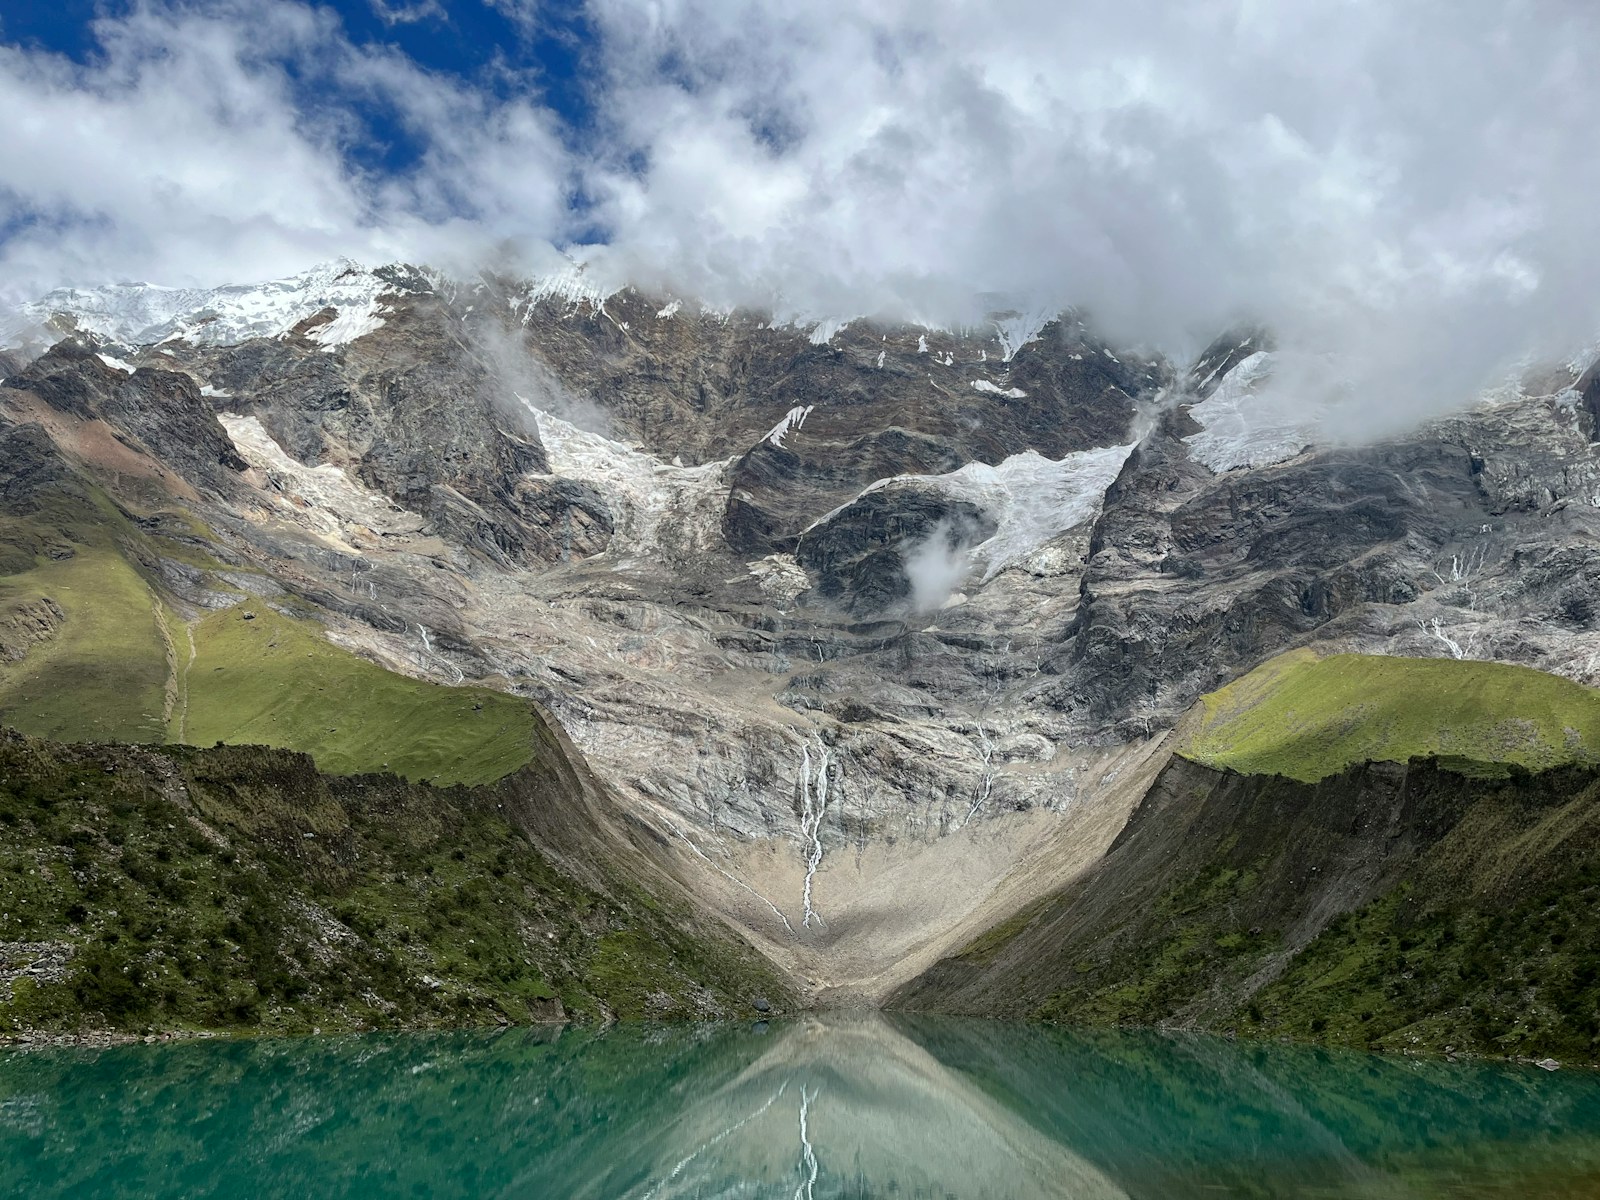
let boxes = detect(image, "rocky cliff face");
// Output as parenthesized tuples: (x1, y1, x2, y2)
(5, 261, 1600, 1004)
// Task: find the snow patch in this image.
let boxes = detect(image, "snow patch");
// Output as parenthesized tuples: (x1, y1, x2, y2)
(970, 380, 1027, 399)
(304, 298, 387, 349)
(808, 318, 849, 345)
(514, 264, 620, 314)
(847, 444, 1136, 584)
(96, 353, 136, 374)
(512, 394, 733, 563)
(763, 404, 814, 449)
(218, 414, 427, 551)
(917, 334, 928, 354)
(12, 259, 400, 348)
(655, 299, 682, 319)
(1183, 352, 1319, 471)
(993, 306, 1054, 361)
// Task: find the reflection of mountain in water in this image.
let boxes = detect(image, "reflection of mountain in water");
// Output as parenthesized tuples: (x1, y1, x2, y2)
(6, 1017, 1600, 1197)
(591, 1014, 1123, 1200)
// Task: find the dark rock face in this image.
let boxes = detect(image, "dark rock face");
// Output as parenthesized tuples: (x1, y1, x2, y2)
(187, 294, 611, 567)
(1579, 359, 1600, 441)
(2, 342, 247, 491)
(0, 421, 77, 517)
(0, 420, 101, 575)
(485, 283, 1164, 558)
(796, 486, 996, 615)
(1184, 327, 1272, 398)
(724, 428, 966, 557)
(2, 340, 122, 420)
(1036, 403, 1583, 737)
(712, 321, 1158, 557)
(119, 367, 250, 487)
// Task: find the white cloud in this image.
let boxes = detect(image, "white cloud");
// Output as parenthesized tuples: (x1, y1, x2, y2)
(369, 0, 446, 25)
(579, 0, 1600, 431)
(4, 0, 1600, 436)
(481, 0, 542, 39)
(0, 2, 571, 299)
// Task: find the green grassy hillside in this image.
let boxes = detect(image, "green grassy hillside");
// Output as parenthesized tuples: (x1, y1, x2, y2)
(899, 652, 1600, 1059)
(178, 607, 534, 786)
(896, 756, 1600, 1061)
(1181, 649, 1600, 781)
(0, 545, 169, 745)
(0, 481, 533, 786)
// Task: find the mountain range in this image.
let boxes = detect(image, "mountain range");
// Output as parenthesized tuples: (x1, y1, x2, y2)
(4, 259, 1600, 1055)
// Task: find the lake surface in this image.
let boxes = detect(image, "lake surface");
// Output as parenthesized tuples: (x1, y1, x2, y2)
(3, 1015, 1599, 1197)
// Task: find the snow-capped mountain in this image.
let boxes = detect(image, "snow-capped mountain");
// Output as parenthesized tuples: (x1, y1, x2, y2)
(1, 259, 426, 350)
(3, 260, 1600, 1006)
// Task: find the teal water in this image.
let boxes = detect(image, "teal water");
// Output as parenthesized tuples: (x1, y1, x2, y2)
(3, 1015, 1599, 1198)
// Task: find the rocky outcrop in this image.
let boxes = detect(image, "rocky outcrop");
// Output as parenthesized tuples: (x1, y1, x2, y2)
(2, 342, 247, 492)
(724, 428, 967, 557)
(0, 339, 122, 420)
(1051, 430, 1484, 735)
(0, 597, 64, 661)
(187, 293, 612, 567)
(1576, 358, 1600, 440)
(796, 484, 996, 614)
(0, 420, 78, 518)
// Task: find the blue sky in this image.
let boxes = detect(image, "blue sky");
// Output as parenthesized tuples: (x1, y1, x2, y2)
(1, 0, 1598, 434)
(1, 0, 600, 174)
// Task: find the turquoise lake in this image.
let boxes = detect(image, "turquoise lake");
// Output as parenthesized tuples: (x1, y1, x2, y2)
(3, 1015, 1599, 1197)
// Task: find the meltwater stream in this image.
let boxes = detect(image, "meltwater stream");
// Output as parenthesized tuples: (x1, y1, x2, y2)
(4, 1015, 1600, 1197)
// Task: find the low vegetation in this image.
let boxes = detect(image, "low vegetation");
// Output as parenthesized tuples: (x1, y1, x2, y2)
(901, 654, 1600, 1061)
(1181, 648, 1600, 781)
(0, 730, 791, 1036)
(179, 607, 534, 786)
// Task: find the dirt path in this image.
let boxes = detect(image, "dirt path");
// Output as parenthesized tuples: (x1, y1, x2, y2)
(177, 621, 197, 743)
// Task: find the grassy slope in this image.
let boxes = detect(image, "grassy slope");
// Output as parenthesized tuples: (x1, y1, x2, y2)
(180, 607, 534, 786)
(1182, 648, 1600, 781)
(0, 547, 168, 745)
(0, 483, 533, 786)
(0, 731, 792, 1035)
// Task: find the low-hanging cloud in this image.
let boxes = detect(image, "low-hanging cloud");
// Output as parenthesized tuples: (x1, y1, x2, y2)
(4, 0, 1600, 438)
(901, 520, 974, 614)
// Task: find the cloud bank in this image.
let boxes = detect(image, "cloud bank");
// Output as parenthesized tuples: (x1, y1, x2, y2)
(4, 0, 1600, 431)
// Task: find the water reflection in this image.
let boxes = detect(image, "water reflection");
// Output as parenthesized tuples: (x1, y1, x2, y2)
(3, 1014, 1600, 1198)
(584, 1015, 1121, 1199)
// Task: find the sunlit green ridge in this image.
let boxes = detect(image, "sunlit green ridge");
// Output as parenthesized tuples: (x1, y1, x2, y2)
(0, 486, 533, 786)
(1180, 649, 1600, 782)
